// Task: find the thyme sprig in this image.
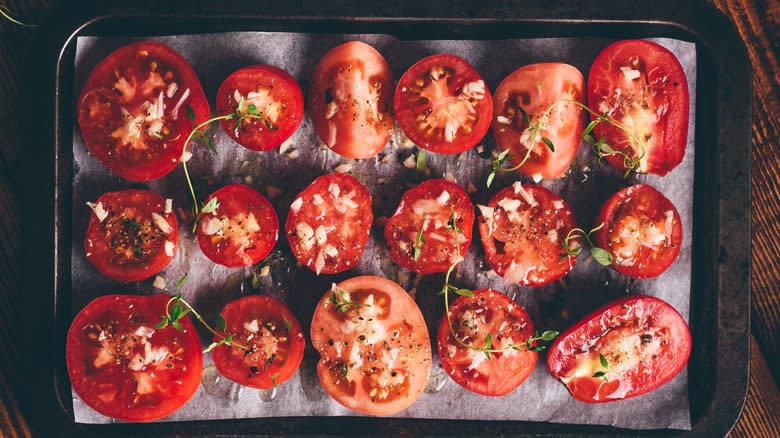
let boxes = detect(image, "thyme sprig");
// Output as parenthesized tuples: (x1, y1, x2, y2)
(413, 225, 426, 262)
(0, 5, 36, 27)
(561, 222, 613, 266)
(592, 353, 611, 381)
(329, 284, 371, 313)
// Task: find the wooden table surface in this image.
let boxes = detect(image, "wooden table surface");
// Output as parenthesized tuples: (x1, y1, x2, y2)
(0, 0, 778, 436)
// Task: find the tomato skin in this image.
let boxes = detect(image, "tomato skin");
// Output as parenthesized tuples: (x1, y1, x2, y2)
(216, 65, 304, 151)
(285, 173, 373, 275)
(196, 184, 279, 268)
(310, 41, 394, 159)
(492, 63, 585, 179)
(78, 41, 210, 181)
(588, 40, 689, 176)
(394, 54, 493, 154)
(84, 189, 178, 282)
(437, 289, 536, 396)
(593, 184, 683, 278)
(384, 179, 475, 274)
(547, 295, 691, 403)
(66, 294, 203, 422)
(478, 183, 577, 286)
(212, 295, 305, 389)
(310, 276, 432, 415)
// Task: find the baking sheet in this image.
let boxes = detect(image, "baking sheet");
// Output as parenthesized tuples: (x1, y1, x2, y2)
(70, 32, 696, 430)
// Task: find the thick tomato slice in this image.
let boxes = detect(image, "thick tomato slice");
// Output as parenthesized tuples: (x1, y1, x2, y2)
(547, 295, 691, 403)
(84, 189, 178, 282)
(196, 184, 279, 267)
(310, 41, 394, 159)
(593, 184, 682, 278)
(588, 39, 689, 176)
(492, 63, 585, 179)
(285, 173, 373, 275)
(478, 182, 577, 286)
(394, 54, 493, 154)
(437, 289, 537, 396)
(66, 294, 203, 421)
(384, 179, 475, 274)
(216, 65, 304, 151)
(310, 276, 431, 415)
(78, 41, 210, 181)
(212, 295, 305, 389)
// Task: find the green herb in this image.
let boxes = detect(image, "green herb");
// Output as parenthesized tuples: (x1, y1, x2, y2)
(415, 150, 427, 172)
(203, 334, 236, 353)
(0, 5, 36, 27)
(561, 222, 612, 266)
(413, 226, 426, 262)
(201, 197, 220, 214)
(525, 330, 560, 352)
(482, 333, 493, 359)
(592, 354, 611, 380)
(263, 353, 276, 372)
(485, 148, 511, 188)
(215, 315, 227, 332)
(124, 219, 140, 231)
(283, 318, 292, 332)
(270, 373, 280, 386)
(185, 105, 196, 121)
(541, 135, 555, 152)
(329, 285, 369, 313)
(175, 273, 188, 292)
(247, 104, 259, 115)
(340, 362, 348, 378)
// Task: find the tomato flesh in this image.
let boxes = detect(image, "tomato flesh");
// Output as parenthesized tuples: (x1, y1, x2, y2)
(547, 295, 691, 403)
(588, 39, 689, 176)
(78, 41, 210, 181)
(310, 276, 431, 415)
(395, 54, 493, 154)
(593, 184, 682, 278)
(196, 184, 279, 267)
(66, 294, 203, 421)
(478, 183, 577, 286)
(438, 289, 536, 396)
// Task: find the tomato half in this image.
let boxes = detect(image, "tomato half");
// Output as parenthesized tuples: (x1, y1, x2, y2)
(478, 182, 577, 286)
(547, 295, 691, 403)
(394, 54, 493, 154)
(84, 189, 178, 282)
(285, 173, 373, 275)
(492, 63, 585, 179)
(66, 294, 203, 421)
(588, 40, 689, 176)
(78, 41, 210, 181)
(384, 179, 475, 274)
(310, 41, 394, 159)
(437, 289, 536, 396)
(196, 184, 279, 267)
(593, 184, 683, 278)
(310, 276, 432, 415)
(212, 295, 305, 389)
(216, 65, 304, 151)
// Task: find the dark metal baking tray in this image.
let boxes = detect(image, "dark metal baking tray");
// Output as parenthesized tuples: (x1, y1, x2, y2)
(20, 0, 751, 436)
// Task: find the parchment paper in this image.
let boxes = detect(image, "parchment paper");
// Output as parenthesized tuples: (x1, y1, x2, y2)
(70, 32, 696, 430)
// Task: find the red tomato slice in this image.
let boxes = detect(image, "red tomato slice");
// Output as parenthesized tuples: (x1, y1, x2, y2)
(593, 184, 683, 278)
(212, 295, 305, 389)
(66, 294, 203, 421)
(547, 295, 691, 403)
(394, 54, 493, 154)
(437, 289, 536, 396)
(216, 65, 304, 151)
(196, 184, 279, 267)
(588, 40, 689, 176)
(310, 276, 432, 415)
(384, 179, 475, 274)
(84, 189, 178, 282)
(285, 173, 373, 275)
(310, 41, 394, 159)
(78, 41, 210, 181)
(478, 182, 577, 286)
(492, 63, 585, 179)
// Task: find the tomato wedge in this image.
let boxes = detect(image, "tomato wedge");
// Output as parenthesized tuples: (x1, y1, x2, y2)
(212, 295, 305, 389)
(478, 182, 577, 286)
(547, 295, 691, 403)
(593, 184, 683, 278)
(66, 294, 203, 421)
(492, 63, 585, 179)
(196, 184, 279, 267)
(310, 276, 432, 415)
(394, 54, 493, 154)
(285, 173, 373, 275)
(216, 65, 304, 151)
(384, 179, 475, 274)
(310, 41, 394, 159)
(84, 189, 178, 282)
(438, 289, 536, 396)
(588, 39, 689, 176)
(78, 41, 210, 181)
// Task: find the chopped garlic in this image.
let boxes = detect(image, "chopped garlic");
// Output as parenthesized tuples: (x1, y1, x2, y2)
(164, 198, 173, 214)
(152, 276, 166, 290)
(86, 201, 108, 222)
(532, 173, 543, 183)
(287, 149, 300, 159)
(243, 319, 260, 333)
(512, 181, 537, 206)
(278, 137, 293, 155)
(403, 154, 416, 169)
(436, 190, 450, 205)
(496, 115, 512, 125)
(170, 88, 190, 120)
(334, 163, 353, 174)
(151, 212, 172, 234)
(620, 66, 641, 81)
(290, 197, 303, 214)
(164, 241, 175, 257)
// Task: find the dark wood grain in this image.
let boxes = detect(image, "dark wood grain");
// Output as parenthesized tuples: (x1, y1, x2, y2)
(0, 1, 776, 437)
